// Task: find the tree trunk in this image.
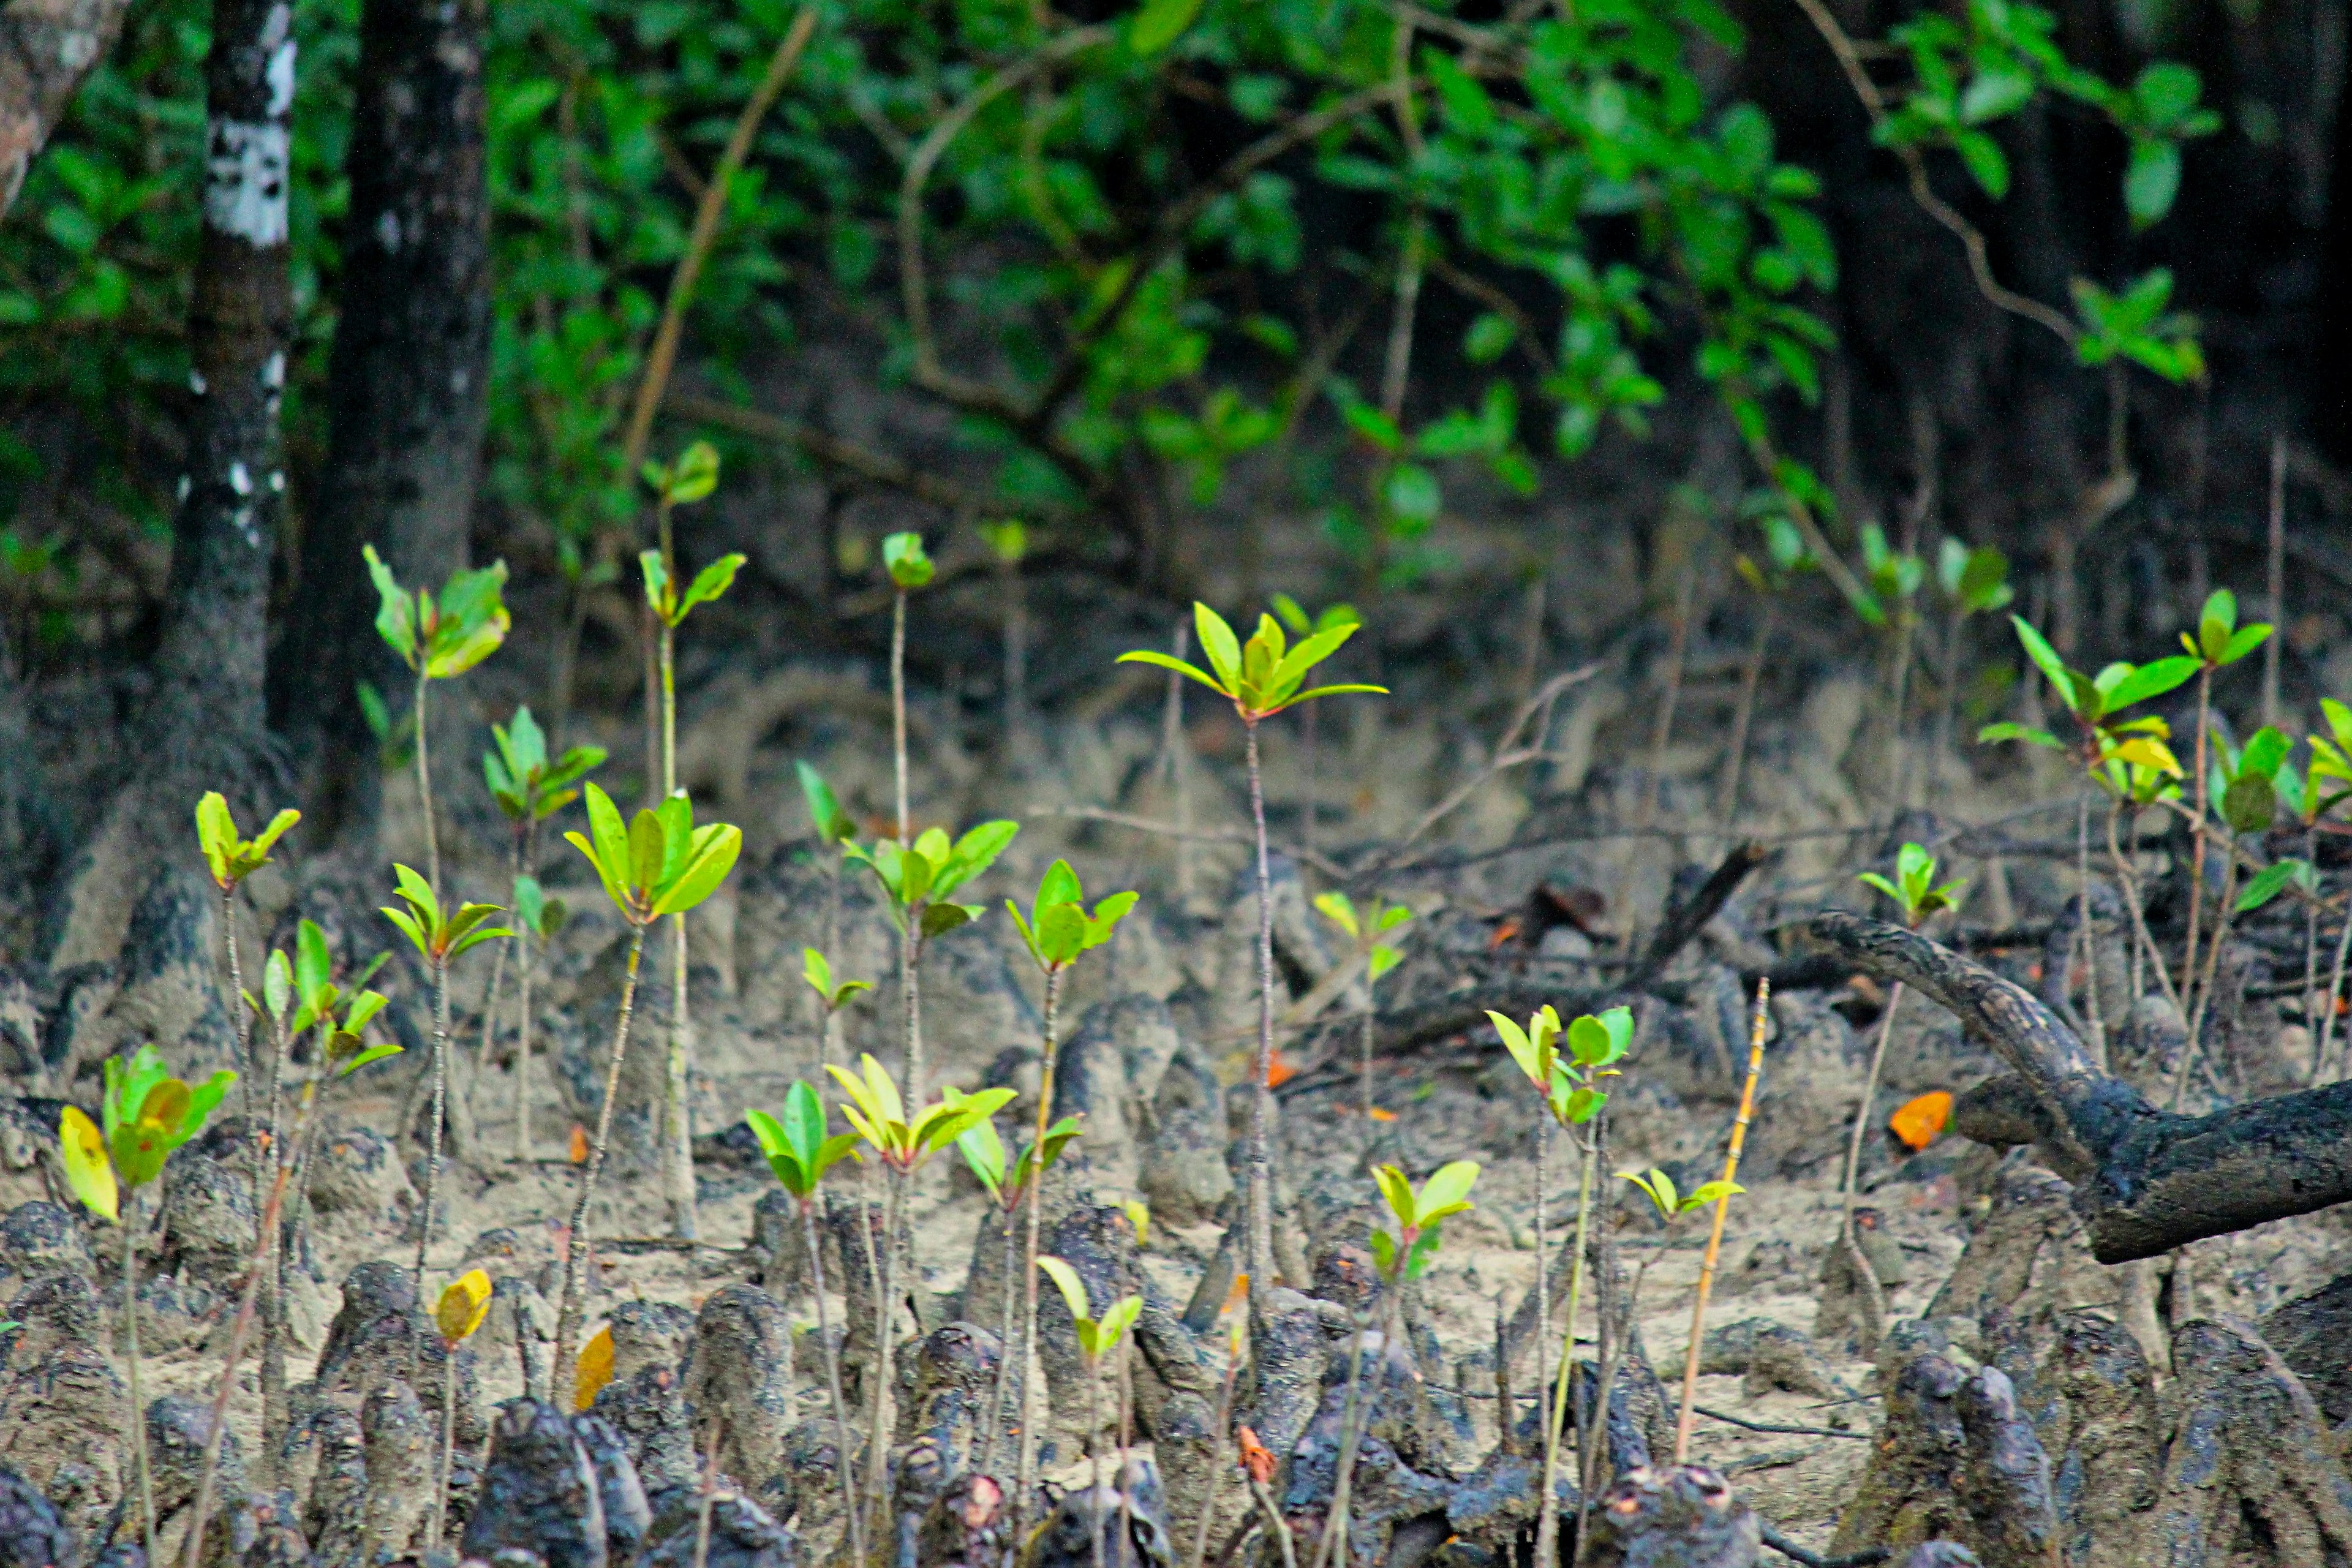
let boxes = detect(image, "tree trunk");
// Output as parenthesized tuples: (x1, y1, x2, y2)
(45, 0, 293, 971)
(270, 0, 489, 844)
(0, 0, 137, 214)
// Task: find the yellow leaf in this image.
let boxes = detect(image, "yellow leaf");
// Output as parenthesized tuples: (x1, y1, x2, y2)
(435, 1268, 494, 1343)
(59, 1106, 117, 1224)
(575, 1324, 615, 1411)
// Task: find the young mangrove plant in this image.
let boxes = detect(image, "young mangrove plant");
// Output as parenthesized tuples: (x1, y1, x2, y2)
(382, 866, 510, 1293)
(508, 877, 568, 1160)
(554, 782, 742, 1374)
(1314, 891, 1412, 1122)
(430, 1270, 494, 1550)
(796, 761, 861, 1035)
(880, 530, 933, 845)
(2303, 700, 2352, 1078)
(800, 948, 872, 1080)
(1036, 1256, 1145, 1568)
(481, 706, 605, 1138)
(1001, 859, 1134, 1538)
(1120, 603, 1385, 1293)
(194, 791, 298, 1104)
(1673, 981, 1771, 1463)
(363, 546, 511, 896)
(827, 1056, 1012, 1536)
(2177, 725, 2290, 1100)
(1838, 843, 1964, 1336)
(1501, 1006, 1628, 1568)
(843, 817, 1018, 1107)
(1317, 1161, 1479, 1568)
(2173, 590, 2272, 1007)
(745, 1080, 867, 1567)
(59, 1046, 237, 1567)
(956, 1100, 1083, 1471)
(639, 442, 741, 1240)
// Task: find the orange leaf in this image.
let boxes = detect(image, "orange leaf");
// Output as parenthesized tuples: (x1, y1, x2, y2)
(1265, 1052, 1298, 1088)
(1236, 1425, 1276, 1485)
(1366, 1107, 1396, 1122)
(1889, 1090, 1954, 1153)
(569, 1124, 589, 1164)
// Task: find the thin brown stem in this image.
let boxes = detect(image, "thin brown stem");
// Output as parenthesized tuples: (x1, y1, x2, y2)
(1243, 720, 1278, 1294)
(1531, 1116, 1594, 1568)
(1011, 966, 1064, 1559)
(415, 668, 440, 899)
(801, 1197, 867, 1567)
(414, 956, 452, 1302)
(554, 924, 648, 1376)
(124, 1197, 155, 1565)
(865, 1167, 904, 1542)
(2182, 666, 2214, 1004)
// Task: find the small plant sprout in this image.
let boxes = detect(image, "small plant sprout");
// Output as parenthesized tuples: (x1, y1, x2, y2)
(1860, 522, 1928, 802)
(796, 760, 861, 1038)
(1673, 981, 1771, 1463)
(1036, 1254, 1144, 1568)
(2170, 590, 2273, 1005)
(1314, 891, 1412, 1120)
(744, 1080, 868, 1568)
(1119, 602, 1385, 1292)
(1272, 594, 1361, 853)
(59, 1046, 238, 1568)
(508, 876, 567, 1160)
(1001, 859, 1134, 1544)
(957, 1102, 1084, 1471)
(844, 817, 1018, 1107)
(2304, 700, 2352, 1080)
(1980, 614, 2196, 775)
(429, 1270, 493, 1550)
(554, 782, 742, 1375)
(1723, 516, 1815, 821)
(382, 864, 511, 1297)
(195, 791, 299, 1090)
(1514, 1008, 1630, 1568)
(2171, 726, 2293, 1101)
(828, 1056, 1012, 1531)
(480, 707, 605, 1135)
(881, 530, 934, 847)
(800, 947, 872, 1077)
(363, 546, 511, 897)
(1315, 1161, 1478, 1568)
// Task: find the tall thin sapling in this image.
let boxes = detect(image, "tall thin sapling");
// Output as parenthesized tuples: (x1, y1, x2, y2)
(956, 1102, 1083, 1469)
(194, 791, 297, 1116)
(1035, 1256, 1144, 1568)
(1673, 982, 1772, 1463)
(2171, 591, 2272, 1006)
(800, 947, 872, 1080)
(507, 877, 568, 1159)
(1313, 891, 1412, 1122)
(429, 1271, 494, 1550)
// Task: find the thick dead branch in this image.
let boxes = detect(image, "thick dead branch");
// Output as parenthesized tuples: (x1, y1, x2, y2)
(1809, 910, 2352, 1263)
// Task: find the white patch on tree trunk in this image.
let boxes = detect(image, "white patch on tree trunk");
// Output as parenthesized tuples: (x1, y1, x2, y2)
(265, 40, 296, 116)
(204, 120, 291, 246)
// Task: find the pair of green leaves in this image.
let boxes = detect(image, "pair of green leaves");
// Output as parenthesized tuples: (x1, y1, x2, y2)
(957, 1110, 1083, 1211)
(1314, 892, 1412, 985)
(882, 531, 934, 592)
(826, 1054, 1015, 1175)
(1858, 843, 1966, 927)
(1036, 1255, 1143, 1364)
(801, 948, 872, 1013)
(1370, 1159, 1480, 1282)
(642, 440, 720, 508)
(1120, 602, 1387, 723)
(846, 821, 1020, 940)
(61, 1045, 239, 1223)
(1487, 1005, 1630, 1129)
(363, 546, 511, 680)
(745, 1080, 862, 1201)
(383, 865, 511, 968)
(2211, 726, 2291, 837)
(197, 793, 300, 892)
(2071, 270, 2205, 384)
(1861, 524, 1923, 605)
(1270, 594, 1360, 641)
(1621, 1166, 1744, 1223)
(567, 782, 743, 926)
(484, 706, 606, 824)
(2181, 589, 2272, 671)
(797, 763, 859, 847)
(1008, 859, 1137, 973)
(641, 551, 744, 630)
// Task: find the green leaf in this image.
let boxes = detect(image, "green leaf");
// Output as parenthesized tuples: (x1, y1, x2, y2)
(2236, 858, 2309, 914)
(652, 823, 743, 916)
(1036, 1254, 1090, 1325)
(1373, 1164, 1415, 1227)
(680, 554, 746, 616)
(2101, 655, 2198, 711)
(1953, 129, 2010, 198)
(1193, 603, 1243, 688)
(1129, 0, 1202, 53)
(640, 549, 671, 616)
(1116, 650, 1230, 697)
(363, 545, 417, 665)
(195, 792, 236, 886)
(2010, 617, 2076, 710)
(1567, 1006, 1631, 1067)
(1414, 1159, 1480, 1226)
(1977, 722, 2064, 749)
(1093, 1294, 1143, 1353)
(1465, 314, 1517, 364)
(1960, 69, 2034, 124)
(1315, 891, 1360, 940)
(957, 1115, 1006, 1202)
(881, 531, 934, 591)
(2222, 773, 2277, 834)
(664, 441, 720, 505)
(2125, 140, 2180, 227)
(797, 762, 854, 843)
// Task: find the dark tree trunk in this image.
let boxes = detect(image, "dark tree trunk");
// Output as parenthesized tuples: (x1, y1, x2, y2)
(45, 0, 294, 970)
(271, 0, 489, 843)
(2318, 30, 2352, 466)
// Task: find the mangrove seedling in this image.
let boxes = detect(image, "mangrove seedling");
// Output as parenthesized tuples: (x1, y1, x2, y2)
(2175, 726, 2289, 1100)
(363, 545, 511, 897)
(554, 782, 742, 1374)
(1272, 594, 1360, 853)
(195, 791, 298, 1098)
(508, 876, 568, 1160)
(801, 947, 872, 1079)
(1001, 859, 1134, 1540)
(382, 865, 510, 1294)
(745, 1080, 868, 1568)
(1318, 1161, 1479, 1568)
(430, 1270, 493, 1549)
(1036, 1255, 1144, 1568)
(59, 1046, 236, 1568)
(2161, 590, 2271, 1005)
(1314, 891, 1411, 1121)
(639, 450, 741, 1241)
(2304, 700, 2352, 1078)
(957, 1102, 1084, 1469)
(828, 1057, 1012, 1532)
(1119, 602, 1385, 1294)
(1506, 1007, 1629, 1568)
(843, 816, 1018, 1107)
(880, 530, 934, 848)
(796, 761, 861, 1031)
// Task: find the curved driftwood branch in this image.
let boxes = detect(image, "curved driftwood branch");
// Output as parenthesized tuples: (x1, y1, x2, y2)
(1809, 911, 2352, 1264)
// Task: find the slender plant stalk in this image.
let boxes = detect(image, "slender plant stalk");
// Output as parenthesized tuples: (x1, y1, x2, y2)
(799, 1198, 867, 1568)
(2076, 796, 2107, 1064)
(980, 1196, 1019, 1471)
(413, 956, 452, 1302)
(892, 590, 910, 848)
(416, 666, 440, 899)
(2106, 805, 2181, 1012)
(1358, 986, 1377, 1126)
(1531, 1110, 1548, 1473)
(554, 925, 649, 1376)
(1719, 595, 1777, 824)
(2314, 893, 2352, 1085)
(2181, 665, 2214, 1003)
(1183, 1327, 1245, 1568)
(431, 1341, 458, 1548)
(2303, 828, 2321, 1082)
(222, 886, 252, 1125)
(1674, 980, 1770, 1462)
(513, 922, 537, 1161)
(1249, 1476, 1297, 1568)
(1531, 1117, 1596, 1568)
(1308, 1311, 1372, 1568)
(1242, 721, 1279, 1293)
(472, 868, 514, 1092)
(865, 1167, 905, 1545)
(690, 1427, 721, 1568)
(123, 1194, 155, 1566)
(1010, 968, 1065, 1561)
(1086, 1352, 1107, 1568)
(2176, 840, 2244, 1109)
(654, 497, 698, 1243)
(1572, 1114, 1618, 1567)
